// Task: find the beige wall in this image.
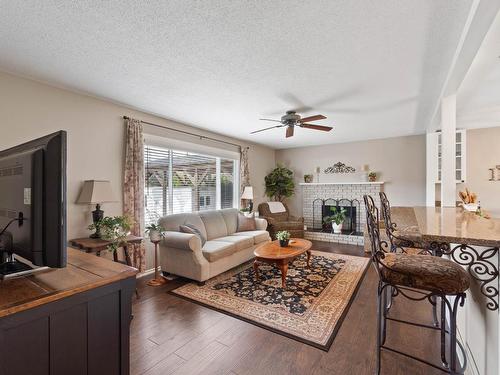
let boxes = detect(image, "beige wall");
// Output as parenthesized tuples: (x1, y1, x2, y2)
(459, 127, 500, 217)
(275, 135, 426, 216)
(0, 71, 275, 269)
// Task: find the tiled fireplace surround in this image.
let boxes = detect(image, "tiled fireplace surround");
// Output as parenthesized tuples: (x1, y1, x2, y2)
(300, 182, 384, 246)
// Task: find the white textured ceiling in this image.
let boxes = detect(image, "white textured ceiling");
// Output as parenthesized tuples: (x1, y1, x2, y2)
(0, 1, 474, 149)
(458, 11, 500, 129)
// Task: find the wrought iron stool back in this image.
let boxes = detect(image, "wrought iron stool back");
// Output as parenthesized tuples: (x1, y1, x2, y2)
(364, 194, 468, 375)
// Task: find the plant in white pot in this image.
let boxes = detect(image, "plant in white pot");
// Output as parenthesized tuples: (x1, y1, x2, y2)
(323, 207, 347, 234)
(145, 223, 165, 243)
(275, 230, 291, 247)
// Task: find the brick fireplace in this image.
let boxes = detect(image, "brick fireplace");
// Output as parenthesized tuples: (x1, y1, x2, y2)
(300, 182, 384, 246)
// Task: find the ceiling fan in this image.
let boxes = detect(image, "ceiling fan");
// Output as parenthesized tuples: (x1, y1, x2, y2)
(251, 111, 333, 138)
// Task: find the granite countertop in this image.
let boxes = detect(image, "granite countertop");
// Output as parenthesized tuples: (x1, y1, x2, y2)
(412, 207, 500, 247)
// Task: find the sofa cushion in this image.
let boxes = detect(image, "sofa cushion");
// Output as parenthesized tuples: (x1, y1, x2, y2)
(202, 241, 237, 262)
(231, 230, 270, 245)
(220, 208, 239, 234)
(159, 213, 208, 240)
(199, 210, 228, 240)
(216, 235, 254, 251)
(237, 213, 257, 232)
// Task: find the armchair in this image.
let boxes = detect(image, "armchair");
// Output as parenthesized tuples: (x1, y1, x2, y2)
(258, 202, 304, 239)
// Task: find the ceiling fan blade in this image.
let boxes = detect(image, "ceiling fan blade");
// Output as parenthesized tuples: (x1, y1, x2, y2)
(300, 114, 326, 123)
(259, 118, 282, 122)
(286, 126, 294, 138)
(250, 124, 285, 134)
(300, 123, 333, 132)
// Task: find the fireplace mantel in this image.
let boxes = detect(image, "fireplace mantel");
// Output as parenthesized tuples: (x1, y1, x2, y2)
(299, 182, 385, 186)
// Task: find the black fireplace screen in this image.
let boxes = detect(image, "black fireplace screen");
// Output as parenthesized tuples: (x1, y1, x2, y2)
(313, 198, 361, 234)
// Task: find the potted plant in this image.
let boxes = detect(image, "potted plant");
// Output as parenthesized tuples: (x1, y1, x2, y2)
(88, 215, 133, 253)
(264, 164, 295, 202)
(145, 223, 165, 242)
(323, 207, 347, 234)
(368, 172, 377, 182)
(304, 174, 313, 183)
(276, 230, 291, 247)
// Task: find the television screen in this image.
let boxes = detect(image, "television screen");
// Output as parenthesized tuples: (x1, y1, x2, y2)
(0, 131, 67, 276)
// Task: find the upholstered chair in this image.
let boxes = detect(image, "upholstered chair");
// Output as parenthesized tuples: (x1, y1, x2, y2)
(258, 202, 304, 239)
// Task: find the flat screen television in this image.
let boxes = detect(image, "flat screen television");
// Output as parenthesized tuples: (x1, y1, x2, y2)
(0, 131, 67, 278)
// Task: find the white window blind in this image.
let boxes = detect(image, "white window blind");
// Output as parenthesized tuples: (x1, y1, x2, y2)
(145, 146, 169, 225)
(145, 144, 238, 225)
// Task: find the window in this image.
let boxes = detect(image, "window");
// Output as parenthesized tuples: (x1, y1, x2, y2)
(145, 144, 238, 225)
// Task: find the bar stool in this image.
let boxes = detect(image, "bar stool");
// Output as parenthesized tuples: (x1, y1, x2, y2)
(379, 192, 431, 255)
(364, 195, 470, 375)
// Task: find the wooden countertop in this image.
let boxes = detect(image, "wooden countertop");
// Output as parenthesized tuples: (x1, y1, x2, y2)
(394, 207, 500, 247)
(0, 248, 138, 318)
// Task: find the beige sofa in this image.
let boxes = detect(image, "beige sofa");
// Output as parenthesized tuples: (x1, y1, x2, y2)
(158, 208, 270, 283)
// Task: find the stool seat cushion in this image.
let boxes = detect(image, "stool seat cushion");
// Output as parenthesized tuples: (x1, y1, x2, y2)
(401, 247, 431, 256)
(381, 253, 470, 294)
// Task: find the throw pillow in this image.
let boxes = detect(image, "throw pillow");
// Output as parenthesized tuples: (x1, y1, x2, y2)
(237, 213, 256, 232)
(179, 224, 207, 246)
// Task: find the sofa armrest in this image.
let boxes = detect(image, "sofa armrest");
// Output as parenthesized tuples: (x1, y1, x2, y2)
(255, 217, 268, 231)
(162, 231, 202, 252)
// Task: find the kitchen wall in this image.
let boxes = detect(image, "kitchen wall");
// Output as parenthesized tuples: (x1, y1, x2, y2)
(460, 126, 500, 217)
(275, 135, 426, 216)
(0, 71, 275, 269)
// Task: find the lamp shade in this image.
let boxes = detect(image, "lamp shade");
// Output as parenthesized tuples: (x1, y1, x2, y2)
(241, 186, 254, 200)
(76, 180, 116, 204)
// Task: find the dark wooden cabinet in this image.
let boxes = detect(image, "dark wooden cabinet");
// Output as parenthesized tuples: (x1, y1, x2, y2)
(0, 249, 137, 375)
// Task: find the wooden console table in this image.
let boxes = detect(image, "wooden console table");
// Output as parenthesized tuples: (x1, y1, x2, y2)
(70, 235, 143, 267)
(0, 248, 137, 375)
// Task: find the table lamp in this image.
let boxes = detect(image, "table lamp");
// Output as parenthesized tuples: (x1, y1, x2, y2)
(241, 186, 254, 212)
(76, 180, 116, 238)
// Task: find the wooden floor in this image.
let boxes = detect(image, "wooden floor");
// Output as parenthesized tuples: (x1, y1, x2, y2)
(131, 241, 444, 375)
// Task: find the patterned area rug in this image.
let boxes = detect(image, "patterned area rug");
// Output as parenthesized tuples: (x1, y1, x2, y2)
(171, 251, 369, 350)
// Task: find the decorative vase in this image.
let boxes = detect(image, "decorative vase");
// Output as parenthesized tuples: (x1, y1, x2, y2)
(149, 230, 162, 242)
(331, 223, 343, 234)
(279, 239, 289, 247)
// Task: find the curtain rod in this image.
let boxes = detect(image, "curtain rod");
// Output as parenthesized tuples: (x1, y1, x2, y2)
(123, 116, 248, 150)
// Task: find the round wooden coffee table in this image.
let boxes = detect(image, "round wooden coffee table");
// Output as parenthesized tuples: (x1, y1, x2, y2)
(253, 238, 312, 288)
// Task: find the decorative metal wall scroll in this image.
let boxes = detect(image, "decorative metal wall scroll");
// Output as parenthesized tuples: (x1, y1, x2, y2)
(324, 162, 356, 174)
(488, 165, 500, 181)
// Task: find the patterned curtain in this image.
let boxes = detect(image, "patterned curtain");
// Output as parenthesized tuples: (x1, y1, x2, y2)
(123, 117, 146, 272)
(239, 147, 250, 207)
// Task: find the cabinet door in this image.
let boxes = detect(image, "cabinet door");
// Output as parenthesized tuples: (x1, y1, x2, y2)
(0, 317, 49, 375)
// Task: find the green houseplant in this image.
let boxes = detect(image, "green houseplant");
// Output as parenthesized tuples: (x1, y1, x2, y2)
(264, 165, 295, 202)
(275, 230, 291, 247)
(145, 223, 165, 243)
(323, 207, 347, 234)
(88, 215, 133, 252)
(368, 172, 377, 182)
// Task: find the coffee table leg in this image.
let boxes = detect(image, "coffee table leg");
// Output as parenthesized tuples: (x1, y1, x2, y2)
(306, 250, 311, 267)
(253, 260, 259, 281)
(278, 261, 288, 288)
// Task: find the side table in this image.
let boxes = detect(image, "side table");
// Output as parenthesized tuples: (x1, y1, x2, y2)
(70, 235, 143, 298)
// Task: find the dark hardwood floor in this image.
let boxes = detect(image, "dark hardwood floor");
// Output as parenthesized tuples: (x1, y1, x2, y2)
(131, 241, 443, 375)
